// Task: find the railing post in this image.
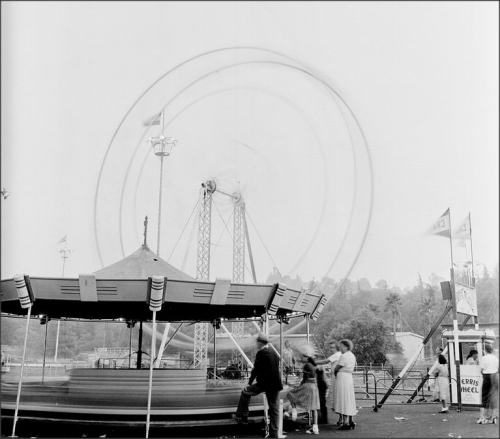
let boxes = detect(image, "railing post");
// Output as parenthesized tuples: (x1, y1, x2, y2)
(365, 366, 369, 397)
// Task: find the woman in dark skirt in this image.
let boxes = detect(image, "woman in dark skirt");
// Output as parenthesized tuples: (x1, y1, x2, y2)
(285, 343, 321, 435)
(477, 343, 499, 424)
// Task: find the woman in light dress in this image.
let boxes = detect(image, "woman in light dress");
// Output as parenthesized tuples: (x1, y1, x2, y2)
(433, 354, 450, 413)
(334, 339, 357, 430)
(315, 339, 342, 425)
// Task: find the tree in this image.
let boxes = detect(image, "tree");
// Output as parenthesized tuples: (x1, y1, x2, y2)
(384, 292, 402, 340)
(325, 308, 402, 364)
(417, 285, 438, 356)
(364, 303, 380, 315)
(375, 279, 389, 290)
(357, 278, 372, 292)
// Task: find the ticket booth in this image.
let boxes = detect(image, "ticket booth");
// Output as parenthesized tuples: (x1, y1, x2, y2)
(442, 329, 496, 407)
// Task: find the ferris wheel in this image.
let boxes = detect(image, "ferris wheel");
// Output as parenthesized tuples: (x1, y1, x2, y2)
(93, 47, 374, 353)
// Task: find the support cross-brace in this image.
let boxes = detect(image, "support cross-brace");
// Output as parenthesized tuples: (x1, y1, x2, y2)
(376, 303, 453, 409)
(406, 314, 472, 403)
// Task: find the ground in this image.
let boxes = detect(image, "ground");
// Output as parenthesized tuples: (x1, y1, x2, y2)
(2, 403, 498, 438)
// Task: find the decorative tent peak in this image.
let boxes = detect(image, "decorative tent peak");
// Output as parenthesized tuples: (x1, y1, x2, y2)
(93, 245, 194, 281)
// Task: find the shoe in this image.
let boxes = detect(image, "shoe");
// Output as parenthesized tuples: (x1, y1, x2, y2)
(336, 419, 343, 426)
(283, 412, 290, 418)
(433, 399, 440, 403)
(350, 421, 356, 430)
(476, 417, 486, 424)
(484, 417, 497, 424)
(232, 413, 249, 425)
(438, 408, 449, 413)
(338, 423, 351, 430)
(306, 427, 319, 435)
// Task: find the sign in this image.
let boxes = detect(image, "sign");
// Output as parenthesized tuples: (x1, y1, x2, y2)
(455, 281, 477, 316)
(459, 365, 481, 405)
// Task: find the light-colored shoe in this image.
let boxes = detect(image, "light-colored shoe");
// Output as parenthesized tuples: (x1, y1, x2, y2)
(438, 408, 449, 413)
(476, 417, 486, 424)
(306, 427, 319, 435)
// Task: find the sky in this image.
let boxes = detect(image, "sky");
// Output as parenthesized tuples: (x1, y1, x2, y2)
(1, 1, 499, 292)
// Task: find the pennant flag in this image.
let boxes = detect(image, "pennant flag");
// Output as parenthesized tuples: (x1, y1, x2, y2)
(452, 214, 471, 240)
(142, 111, 162, 127)
(58, 235, 67, 244)
(427, 208, 450, 238)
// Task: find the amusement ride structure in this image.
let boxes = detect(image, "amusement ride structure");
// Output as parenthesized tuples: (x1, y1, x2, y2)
(1, 47, 375, 436)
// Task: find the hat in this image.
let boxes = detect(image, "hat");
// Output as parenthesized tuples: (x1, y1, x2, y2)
(256, 332, 269, 343)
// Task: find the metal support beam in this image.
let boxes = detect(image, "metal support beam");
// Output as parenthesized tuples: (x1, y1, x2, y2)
(193, 180, 215, 369)
(378, 303, 452, 409)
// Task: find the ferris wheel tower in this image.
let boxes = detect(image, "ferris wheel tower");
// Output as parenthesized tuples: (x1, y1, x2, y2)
(193, 179, 256, 369)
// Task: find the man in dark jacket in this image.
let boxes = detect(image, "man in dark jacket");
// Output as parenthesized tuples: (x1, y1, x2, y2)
(232, 332, 284, 438)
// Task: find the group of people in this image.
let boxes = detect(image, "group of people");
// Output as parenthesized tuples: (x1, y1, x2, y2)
(432, 344, 498, 424)
(232, 333, 357, 437)
(232, 332, 498, 437)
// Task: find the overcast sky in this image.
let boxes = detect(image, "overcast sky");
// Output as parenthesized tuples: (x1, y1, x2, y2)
(1, 1, 498, 291)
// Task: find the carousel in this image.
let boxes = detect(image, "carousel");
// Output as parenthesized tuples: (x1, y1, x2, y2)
(0, 242, 326, 430)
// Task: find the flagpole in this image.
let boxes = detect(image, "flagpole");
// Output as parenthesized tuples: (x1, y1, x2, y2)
(447, 208, 454, 270)
(469, 213, 476, 284)
(55, 236, 72, 364)
(468, 213, 480, 329)
(448, 208, 462, 412)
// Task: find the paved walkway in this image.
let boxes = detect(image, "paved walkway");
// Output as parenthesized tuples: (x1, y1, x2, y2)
(2, 403, 498, 438)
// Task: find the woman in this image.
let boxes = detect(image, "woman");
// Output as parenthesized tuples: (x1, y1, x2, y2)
(334, 339, 357, 430)
(465, 350, 479, 365)
(433, 354, 450, 413)
(315, 340, 342, 425)
(477, 343, 499, 424)
(285, 343, 321, 435)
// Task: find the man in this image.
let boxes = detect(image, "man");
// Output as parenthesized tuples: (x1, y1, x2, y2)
(232, 332, 284, 438)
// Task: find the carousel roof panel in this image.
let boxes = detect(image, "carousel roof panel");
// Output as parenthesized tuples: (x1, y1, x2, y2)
(0, 276, 323, 322)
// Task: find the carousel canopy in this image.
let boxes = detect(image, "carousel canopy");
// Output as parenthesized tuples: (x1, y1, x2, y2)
(1, 246, 326, 322)
(93, 245, 195, 281)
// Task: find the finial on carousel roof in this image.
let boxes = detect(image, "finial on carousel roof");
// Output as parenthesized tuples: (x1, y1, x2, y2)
(143, 216, 148, 246)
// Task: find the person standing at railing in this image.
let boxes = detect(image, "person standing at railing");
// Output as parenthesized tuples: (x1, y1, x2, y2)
(315, 339, 342, 425)
(283, 340, 296, 379)
(334, 339, 357, 430)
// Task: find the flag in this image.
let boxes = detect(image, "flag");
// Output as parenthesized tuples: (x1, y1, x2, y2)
(453, 214, 471, 240)
(427, 208, 450, 238)
(142, 111, 162, 127)
(58, 235, 67, 244)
